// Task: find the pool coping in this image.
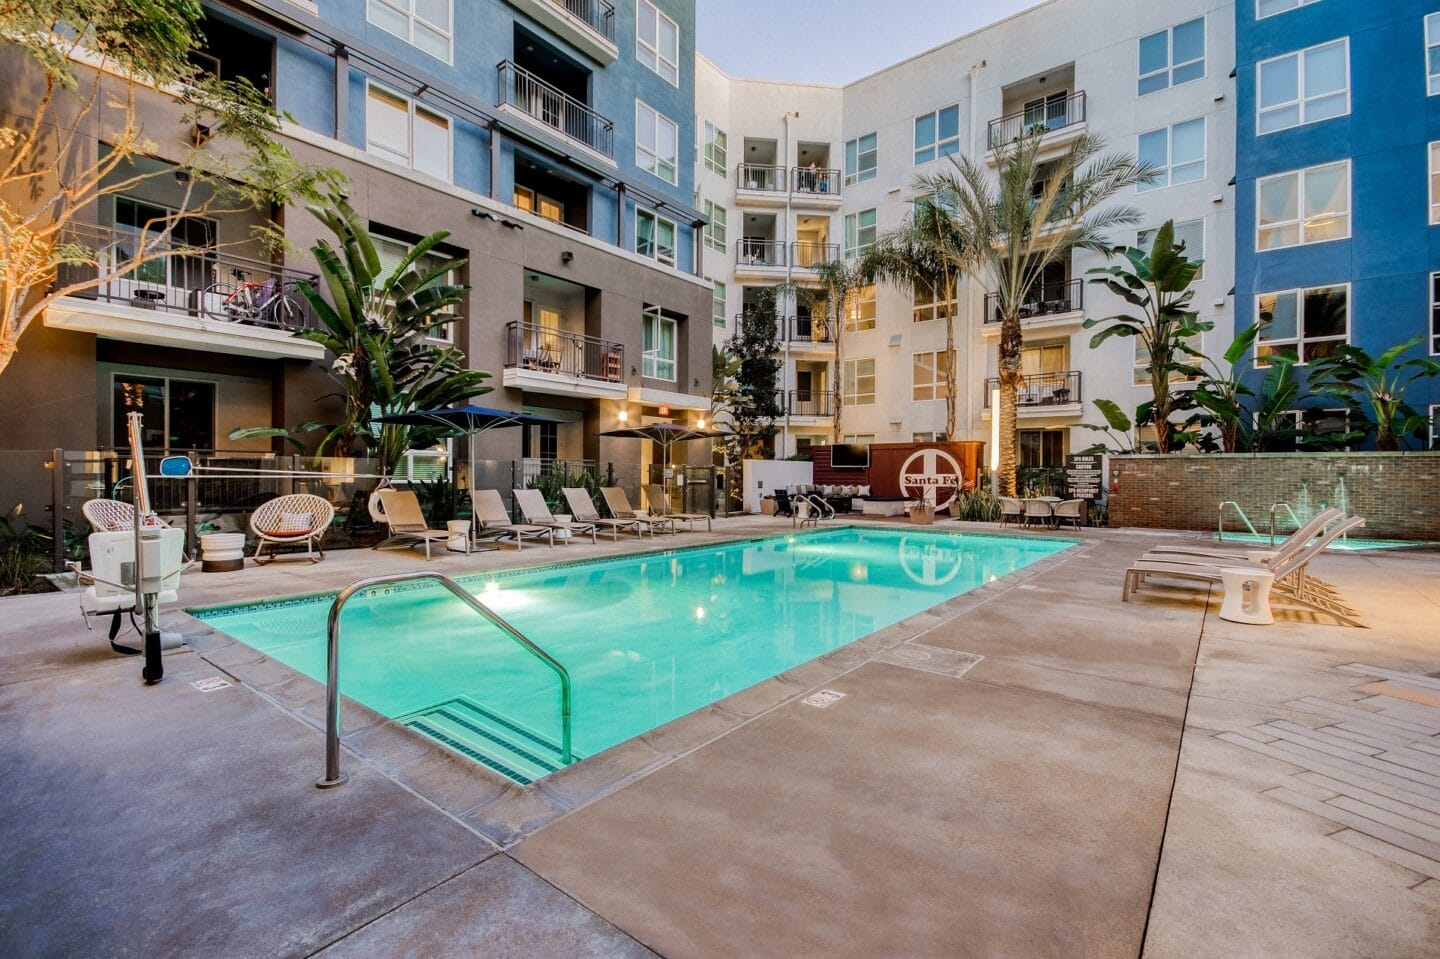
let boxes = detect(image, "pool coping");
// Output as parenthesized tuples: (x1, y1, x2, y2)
(174, 523, 1092, 849)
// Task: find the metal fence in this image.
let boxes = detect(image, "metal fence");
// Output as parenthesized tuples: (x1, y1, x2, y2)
(497, 60, 614, 157)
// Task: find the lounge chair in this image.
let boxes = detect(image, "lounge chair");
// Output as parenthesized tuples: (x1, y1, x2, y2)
(470, 489, 554, 550)
(997, 497, 1024, 527)
(645, 484, 712, 532)
(772, 488, 796, 518)
(372, 489, 452, 559)
(601, 487, 676, 535)
(249, 493, 334, 564)
(1142, 506, 1344, 564)
(1123, 515, 1366, 626)
(513, 488, 598, 544)
(562, 487, 646, 539)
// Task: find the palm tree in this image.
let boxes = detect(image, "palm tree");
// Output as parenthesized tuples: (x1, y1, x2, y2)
(808, 259, 869, 442)
(915, 130, 1151, 495)
(862, 197, 966, 438)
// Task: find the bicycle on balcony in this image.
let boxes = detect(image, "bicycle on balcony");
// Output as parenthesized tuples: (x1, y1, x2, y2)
(201, 268, 307, 328)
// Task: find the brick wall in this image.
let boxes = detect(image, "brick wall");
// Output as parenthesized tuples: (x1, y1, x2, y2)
(1108, 453, 1440, 541)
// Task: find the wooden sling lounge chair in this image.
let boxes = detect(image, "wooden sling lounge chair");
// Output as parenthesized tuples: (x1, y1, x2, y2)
(470, 489, 554, 550)
(562, 488, 645, 539)
(373, 489, 451, 559)
(601, 487, 676, 535)
(513, 488, 598, 544)
(645, 484, 712, 532)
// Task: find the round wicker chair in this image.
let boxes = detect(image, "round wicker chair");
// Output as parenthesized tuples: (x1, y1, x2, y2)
(248, 493, 335, 564)
(82, 498, 171, 532)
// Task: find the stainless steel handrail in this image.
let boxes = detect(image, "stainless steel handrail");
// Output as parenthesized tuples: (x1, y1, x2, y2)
(316, 571, 573, 789)
(1218, 501, 1260, 542)
(1269, 502, 1303, 547)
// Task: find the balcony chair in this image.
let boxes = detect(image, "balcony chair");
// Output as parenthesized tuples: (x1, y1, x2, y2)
(249, 493, 334, 564)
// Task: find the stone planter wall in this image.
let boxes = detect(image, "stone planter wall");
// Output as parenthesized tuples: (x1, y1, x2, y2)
(1107, 452, 1440, 541)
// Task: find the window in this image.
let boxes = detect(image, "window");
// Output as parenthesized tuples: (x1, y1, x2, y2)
(1277, 408, 1352, 448)
(844, 209, 876, 257)
(712, 280, 726, 329)
(635, 209, 676, 267)
(703, 201, 727, 253)
(1258, 0, 1319, 18)
(368, 0, 451, 62)
(366, 84, 450, 181)
(1138, 117, 1205, 191)
(914, 104, 960, 164)
(636, 0, 679, 85)
(636, 101, 679, 184)
(642, 306, 677, 380)
(514, 186, 563, 224)
(1255, 284, 1349, 365)
(1139, 219, 1205, 279)
(703, 121, 727, 175)
(842, 434, 875, 444)
(912, 432, 948, 442)
(1432, 143, 1440, 224)
(1134, 335, 1201, 385)
(1022, 342, 1067, 376)
(1431, 273, 1440, 354)
(112, 373, 216, 452)
(1257, 161, 1350, 250)
(1430, 405, 1440, 450)
(843, 284, 876, 332)
(1139, 17, 1205, 95)
(913, 275, 957, 322)
(373, 231, 456, 341)
(1258, 39, 1349, 134)
(1019, 429, 1065, 467)
(842, 358, 875, 406)
(912, 351, 950, 401)
(845, 133, 877, 185)
(1428, 14, 1440, 96)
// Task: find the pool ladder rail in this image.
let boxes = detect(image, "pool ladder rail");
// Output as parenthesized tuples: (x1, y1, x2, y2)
(316, 571, 573, 790)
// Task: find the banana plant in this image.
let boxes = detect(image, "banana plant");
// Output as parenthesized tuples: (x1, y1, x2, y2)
(1306, 336, 1440, 451)
(1191, 322, 1263, 453)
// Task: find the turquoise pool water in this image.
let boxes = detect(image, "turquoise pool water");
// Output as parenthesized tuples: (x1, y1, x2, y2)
(195, 527, 1073, 782)
(1213, 532, 1431, 551)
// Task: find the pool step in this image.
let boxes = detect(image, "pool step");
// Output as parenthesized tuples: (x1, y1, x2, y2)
(397, 696, 576, 785)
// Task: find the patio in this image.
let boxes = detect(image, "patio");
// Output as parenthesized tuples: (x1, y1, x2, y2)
(1, 519, 1437, 956)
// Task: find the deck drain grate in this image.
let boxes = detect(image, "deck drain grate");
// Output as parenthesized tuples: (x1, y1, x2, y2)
(876, 643, 983, 679)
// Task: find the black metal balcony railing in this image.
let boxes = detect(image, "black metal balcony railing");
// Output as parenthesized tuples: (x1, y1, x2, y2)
(548, 0, 615, 42)
(737, 163, 786, 192)
(51, 221, 322, 331)
(788, 389, 836, 417)
(736, 239, 785, 268)
(791, 241, 839, 269)
(987, 91, 1087, 150)
(792, 167, 841, 196)
(504, 321, 624, 382)
(497, 60, 614, 158)
(787, 316, 834, 344)
(983, 278, 1084, 323)
(983, 370, 1082, 408)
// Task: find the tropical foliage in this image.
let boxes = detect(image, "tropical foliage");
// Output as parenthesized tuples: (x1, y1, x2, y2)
(722, 287, 785, 460)
(806, 260, 869, 441)
(1307, 336, 1440, 451)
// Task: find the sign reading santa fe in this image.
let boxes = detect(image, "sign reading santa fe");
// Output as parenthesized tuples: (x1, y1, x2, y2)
(898, 447, 964, 512)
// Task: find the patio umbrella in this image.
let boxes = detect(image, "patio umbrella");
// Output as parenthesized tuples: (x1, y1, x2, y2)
(599, 423, 732, 498)
(374, 405, 564, 486)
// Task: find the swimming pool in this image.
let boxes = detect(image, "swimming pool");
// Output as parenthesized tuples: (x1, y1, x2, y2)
(1212, 532, 1431, 551)
(195, 527, 1074, 783)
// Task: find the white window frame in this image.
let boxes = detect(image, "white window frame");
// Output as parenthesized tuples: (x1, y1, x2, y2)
(636, 100, 679, 185)
(1137, 117, 1206, 192)
(1428, 14, 1440, 96)
(912, 350, 949, 401)
(845, 133, 877, 185)
(364, 81, 452, 182)
(1431, 272, 1440, 355)
(642, 305, 678, 381)
(712, 279, 726, 329)
(1254, 283, 1351, 367)
(843, 284, 876, 332)
(372, 230, 457, 343)
(913, 104, 960, 165)
(1256, 160, 1351, 251)
(635, 208, 677, 267)
(1133, 334, 1202, 386)
(844, 209, 876, 257)
(1257, 38, 1351, 135)
(703, 121, 727, 176)
(1139, 218, 1205, 280)
(636, 0, 680, 86)
(1257, 0, 1320, 20)
(703, 201, 727, 253)
(1138, 16, 1206, 96)
(1431, 143, 1440, 225)
(842, 357, 876, 406)
(367, 0, 452, 63)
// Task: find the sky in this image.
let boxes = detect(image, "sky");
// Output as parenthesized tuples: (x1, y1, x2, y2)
(696, 0, 1048, 86)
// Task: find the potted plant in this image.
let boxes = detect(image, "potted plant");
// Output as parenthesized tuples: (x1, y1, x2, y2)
(909, 496, 936, 526)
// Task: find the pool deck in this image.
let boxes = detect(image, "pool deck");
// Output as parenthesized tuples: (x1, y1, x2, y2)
(2, 517, 1438, 956)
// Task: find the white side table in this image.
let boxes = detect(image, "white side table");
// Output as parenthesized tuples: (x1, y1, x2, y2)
(1218, 566, 1275, 625)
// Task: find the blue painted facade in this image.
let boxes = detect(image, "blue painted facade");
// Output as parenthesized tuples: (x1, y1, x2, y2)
(267, 0, 699, 268)
(1235, 0, 1440, 443)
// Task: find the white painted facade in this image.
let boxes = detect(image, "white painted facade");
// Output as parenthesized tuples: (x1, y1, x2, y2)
(696, 0, 1237, 465)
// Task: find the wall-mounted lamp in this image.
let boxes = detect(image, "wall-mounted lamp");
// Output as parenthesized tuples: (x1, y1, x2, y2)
(471, 208, 496, 221)
(561, 250, 574, 263)
(630, 365, 638, 376)
(617, 409, 629, 423)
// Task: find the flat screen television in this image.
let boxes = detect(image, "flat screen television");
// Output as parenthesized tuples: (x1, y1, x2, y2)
(830, 443, 870, 469)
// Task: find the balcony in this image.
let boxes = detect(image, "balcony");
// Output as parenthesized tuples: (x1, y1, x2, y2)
(982, 371, 1083, 417)
(43, 222, 326, 361)
(736, 163, 787, 207)
(497, 60, 614, 162)
(981, 279, 1085, 334)
(787, 389, 835, 418)
(786, 316, 834, 349)
(506, 0, 617, 63)
(986, 91, 1087, 161)
(734, 239, 787, 280)
(502, 321, 627, 400)
(791, 241, 839, 270)
(792, 167, 842, 207)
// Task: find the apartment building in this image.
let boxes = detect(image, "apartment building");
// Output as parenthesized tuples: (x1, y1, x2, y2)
(699, 0, 1239, 466)
(0, 0, 712, 488)
(1234, 0, 1440, 443)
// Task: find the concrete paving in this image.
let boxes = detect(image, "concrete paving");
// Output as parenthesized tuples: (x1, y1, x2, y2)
(0, 518, 1437, 957)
